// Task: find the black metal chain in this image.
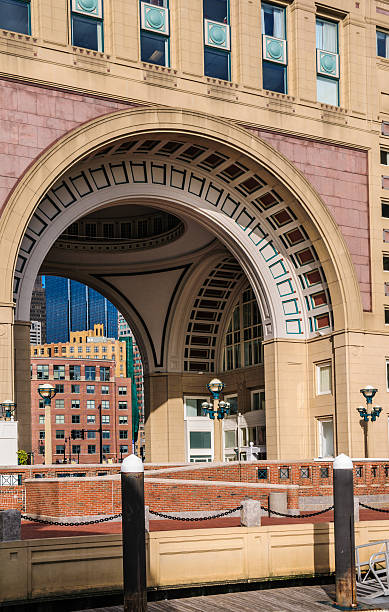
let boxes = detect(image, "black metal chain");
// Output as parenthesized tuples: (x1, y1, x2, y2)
(148, 506, 243, 521)
(260, 505, 334, 518)
(359, 502, 389, 513)
(21, 503, 337, 526)
(21, 513, 122, 526)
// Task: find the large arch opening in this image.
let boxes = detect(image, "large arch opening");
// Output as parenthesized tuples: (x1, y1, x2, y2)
(0, 109, 362, 462)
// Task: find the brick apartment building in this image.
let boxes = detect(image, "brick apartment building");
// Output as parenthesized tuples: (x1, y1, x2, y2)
(30, 331, 132, 464)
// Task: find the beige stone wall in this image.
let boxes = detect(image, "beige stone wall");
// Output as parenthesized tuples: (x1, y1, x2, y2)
(2, 521, 389, 602)
(0, 0, 388, 462)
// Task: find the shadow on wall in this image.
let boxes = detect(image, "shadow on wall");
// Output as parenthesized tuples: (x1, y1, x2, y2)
(313, 522, 332, 577)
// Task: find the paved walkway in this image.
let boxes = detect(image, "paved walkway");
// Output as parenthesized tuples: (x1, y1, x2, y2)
(77, 585, 389, 611)
(21, 508, 389, 539)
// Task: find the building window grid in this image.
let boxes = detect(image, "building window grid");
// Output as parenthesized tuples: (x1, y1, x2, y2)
(140, 0, 170, 67)
(316, 17, 339, 106)
(377, 29, 389, 59)
(223, 288, 263, 371)
(0, 0, 31, 35)
(261, 2, 287, 94)
(71, 0, 104, 52)
(203, 0, 230, 81)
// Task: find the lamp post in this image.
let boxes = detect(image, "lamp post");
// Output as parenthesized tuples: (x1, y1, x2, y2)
(0, 400, 16, 421)
(201, 378, 230, 462)
(356, 385, 382, 458)
(38, 383, 57, 465)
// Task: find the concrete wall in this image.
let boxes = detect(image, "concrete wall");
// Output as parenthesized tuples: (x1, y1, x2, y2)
(0, 422, 18, 466)
(1, 521, 389, 603)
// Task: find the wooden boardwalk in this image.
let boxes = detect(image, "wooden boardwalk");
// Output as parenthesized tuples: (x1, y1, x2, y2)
(79, 585, 389, 611)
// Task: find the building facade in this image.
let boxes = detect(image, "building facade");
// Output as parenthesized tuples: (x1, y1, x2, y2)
(32, 324, 127, 378)
(0, 0, 388, 463)
(30, 321, 42, 345)
(30, 276, 46, 344)
(45, 276, 118, 343)
(30, 353, 131, 465)
(118, 313, 145, 454)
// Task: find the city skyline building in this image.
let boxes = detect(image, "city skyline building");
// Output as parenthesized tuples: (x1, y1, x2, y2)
(30, 325, 132, 464)
(45, 276, 118, 343)
(30, 321, 42, 345)
(118, 314, 144, 455)
(30, 276, 46, 344)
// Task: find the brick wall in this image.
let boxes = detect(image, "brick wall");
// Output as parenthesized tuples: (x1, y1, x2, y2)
(3, 461, 389, 516)
(23, 476, 298, 516)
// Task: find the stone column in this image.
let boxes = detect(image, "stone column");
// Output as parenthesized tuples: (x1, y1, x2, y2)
(144, 373, 185, 463)
(288, 0, 317, 102)
(332, 331, 365, 458)
(0, 304, 15, 407)
(263, 338, 309, 460)
(13, 320, 32, 453)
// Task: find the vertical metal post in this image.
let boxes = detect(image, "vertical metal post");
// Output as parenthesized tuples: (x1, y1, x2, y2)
(98, 403, 103, 464)
(121, 454, 147, 612)
(213, 398, 223, 461)
(44, 400, 52, 465)
(333, 453, 357, 609)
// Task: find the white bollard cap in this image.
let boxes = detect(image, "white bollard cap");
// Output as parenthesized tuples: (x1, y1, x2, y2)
(121, 454, 144, 473)
(333, 453, 353, 470)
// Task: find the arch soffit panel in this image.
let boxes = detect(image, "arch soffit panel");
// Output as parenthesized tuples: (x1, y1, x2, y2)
(38, 268, 152, 373)
(15, 147, 332, 342)
(0, 108, 362, 332)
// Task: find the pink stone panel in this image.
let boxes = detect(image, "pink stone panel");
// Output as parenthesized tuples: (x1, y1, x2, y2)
(0, 79, 136, 216)
(249, 128, 371, 310)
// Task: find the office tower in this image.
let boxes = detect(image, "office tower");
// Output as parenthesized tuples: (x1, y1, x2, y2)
(30, 276, 46, 343)
(45, 276, 118, 343)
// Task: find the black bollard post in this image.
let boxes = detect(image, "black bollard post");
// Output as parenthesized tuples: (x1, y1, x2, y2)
(121, 454, 147, 612)
(333, 453, 357, 610)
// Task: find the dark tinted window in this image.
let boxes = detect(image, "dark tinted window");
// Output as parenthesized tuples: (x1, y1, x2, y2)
(382, 202, 389, 218)
(0, 0, 30, 35)
(263, 62, 286, 93)
(204, 48, 229, 80)
(203, 0, 228, 23)
(377, 31, 388, 59)
(141, 32, 166, 66)
(72, 14, 101, 52)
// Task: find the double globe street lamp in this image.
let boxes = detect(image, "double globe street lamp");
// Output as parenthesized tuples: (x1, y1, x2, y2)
(356, 385, 382, 458)
(0, 400, 16, 421)
(201, 378, 230, 462)
(38, 383, 57, 465)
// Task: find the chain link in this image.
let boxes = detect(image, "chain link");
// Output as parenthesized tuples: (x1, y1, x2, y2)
(21, 513, 122, 526)
(260, 505, 334, 518)
(21, 503, 337, 526)
(148, 506, 243, 521)
(359, 502, 389, 513)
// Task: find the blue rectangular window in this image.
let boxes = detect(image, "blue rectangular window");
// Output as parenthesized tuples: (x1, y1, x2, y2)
(140, 1, 170, 66)
(204, 0, 230, 81)
(140, 31, 168, 65)
(262, 62, 286, 94)
(204, 47, 230, 81)
(261, 3, 287, 94)
(85, 366, 96, 381)
(71, 0, 103, 52)
(377, 30, 389, 59)
(316, 18, 339, 106)
(0, 0, 30, 35)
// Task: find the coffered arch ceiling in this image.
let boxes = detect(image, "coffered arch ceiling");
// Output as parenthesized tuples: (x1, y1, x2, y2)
(14, 132, 337, 363)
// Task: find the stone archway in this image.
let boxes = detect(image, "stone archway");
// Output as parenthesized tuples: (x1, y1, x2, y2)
(0, 108, 363, 461)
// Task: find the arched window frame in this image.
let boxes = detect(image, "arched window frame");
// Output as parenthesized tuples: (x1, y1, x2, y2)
(222, 286, 263, 372)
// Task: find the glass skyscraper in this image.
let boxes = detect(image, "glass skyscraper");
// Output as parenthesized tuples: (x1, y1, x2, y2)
(45, 276, 118, 342)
